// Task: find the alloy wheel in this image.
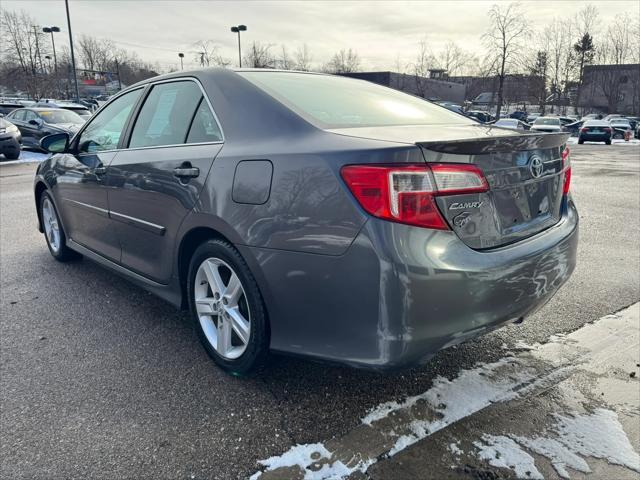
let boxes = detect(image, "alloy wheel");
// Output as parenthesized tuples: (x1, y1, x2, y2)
(42, 197, 61, 253)
(194, 257, 251, 359)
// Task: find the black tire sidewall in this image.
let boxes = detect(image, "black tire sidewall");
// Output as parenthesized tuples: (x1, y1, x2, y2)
(40, 191, 69, 260)
(187, 239, 269, 375)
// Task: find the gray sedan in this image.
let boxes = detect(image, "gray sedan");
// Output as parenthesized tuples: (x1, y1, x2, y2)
(33, 69, 578, 374)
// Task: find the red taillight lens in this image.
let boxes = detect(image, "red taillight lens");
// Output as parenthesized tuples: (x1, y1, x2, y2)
(580, 127, 588, 132)
(603, 127, 612, 132)
(340, 163, 488, 230)
(561, 146, 571, 194)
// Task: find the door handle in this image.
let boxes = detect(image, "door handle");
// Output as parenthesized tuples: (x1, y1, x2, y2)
(94, 166, 107, 175)
(173, 164, 200, 179)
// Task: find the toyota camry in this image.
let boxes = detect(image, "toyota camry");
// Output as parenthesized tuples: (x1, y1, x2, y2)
(34, 69, 578, 374)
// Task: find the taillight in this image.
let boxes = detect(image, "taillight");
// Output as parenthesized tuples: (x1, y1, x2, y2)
(603, 127, 612, 133)
(561, 146, 571, 194)
(580, 127, 588, 132)
(340, 163, 488, 230)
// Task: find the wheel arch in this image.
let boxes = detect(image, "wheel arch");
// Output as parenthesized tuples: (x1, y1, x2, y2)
(34, 180, 49, 233)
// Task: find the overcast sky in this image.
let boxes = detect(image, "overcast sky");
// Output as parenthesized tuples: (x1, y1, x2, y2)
(1, 1, 632, 72)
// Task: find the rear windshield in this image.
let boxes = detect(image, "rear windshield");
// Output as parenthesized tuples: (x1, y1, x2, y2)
(239, 71, 474, 128)
(534, 117, 560, 125)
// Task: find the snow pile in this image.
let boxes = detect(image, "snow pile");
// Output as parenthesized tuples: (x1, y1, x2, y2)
(474, 435, 543, 479)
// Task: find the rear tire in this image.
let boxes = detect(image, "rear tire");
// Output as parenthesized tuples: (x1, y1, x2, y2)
(187, 239, 269, 375)
(39, 191, 80, 262)
(578, 139, 584, 144)
(4, 150, 19, 160)
(605, 140, 611, 145)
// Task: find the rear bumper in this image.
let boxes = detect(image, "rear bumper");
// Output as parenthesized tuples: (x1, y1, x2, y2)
(242, 197, 578, 370)
(579, 133, 610, 141)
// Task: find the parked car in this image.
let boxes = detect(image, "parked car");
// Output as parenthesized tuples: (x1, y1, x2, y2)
(578, 120, 612, 144)
(580, 113, 602, 121)
(603, 114, 622, 122)
(33, 100, 92, 120)
(526, 112, 541, 123)
(0, 101, 25, 117)
(4, 108, 84, 150)
(609, 118, 633, 139)
(33, 69, 577, 374)
(508, 111, 528, 121)
(493, 118, 530, 131)
(0, 117, 22, 160)
(564, 120, 584, 137)
(466, 110, 495, 123)
(436, 101, 465, 115)
(530, 116, 563, 133)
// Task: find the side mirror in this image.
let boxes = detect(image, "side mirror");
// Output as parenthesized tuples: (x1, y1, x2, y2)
(40, 132, 70, 153)
(28, 118, 42, 126)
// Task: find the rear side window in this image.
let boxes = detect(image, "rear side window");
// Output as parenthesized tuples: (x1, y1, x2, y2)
(129, 81, 203, 148)
(239, 71, 474, 128)
(186, 98, 223, 143)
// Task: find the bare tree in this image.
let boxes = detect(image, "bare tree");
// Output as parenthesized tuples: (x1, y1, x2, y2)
(293, 44, 312, 71)
(437, 41, 471, 77)
(410, 41, 436, 97)
(193, 40, 230, 68)
(324, 48, 360, 74)
(243, 42, 276, 69)
(277, 45, 293, 70)
(483, 2, 531, 116)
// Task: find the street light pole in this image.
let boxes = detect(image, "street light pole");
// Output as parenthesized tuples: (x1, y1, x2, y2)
(230, 25, 247, 68)
(42, 26, 60, 73)
(178, 52, 184, 70)
(64, 0, 80, 102)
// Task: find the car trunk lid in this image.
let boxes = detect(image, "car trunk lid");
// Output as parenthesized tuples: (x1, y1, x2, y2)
(329, 124, 570, 249)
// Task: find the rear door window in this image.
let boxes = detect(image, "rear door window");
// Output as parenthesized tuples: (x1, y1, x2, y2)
(129, 81, 203, 148)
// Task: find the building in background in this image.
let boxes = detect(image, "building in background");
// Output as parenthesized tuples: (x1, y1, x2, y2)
(579, 64, 640, 115)
(448, 74, 545, 107)
(338, 71, 466, 104)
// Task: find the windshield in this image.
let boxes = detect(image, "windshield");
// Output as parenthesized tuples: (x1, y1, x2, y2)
(239, 71, 474, 128)
(534, 117, 560, 126)
(38, 109, 85, 125)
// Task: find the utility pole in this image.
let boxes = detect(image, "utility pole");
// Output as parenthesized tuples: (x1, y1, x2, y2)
(65, 0, 80, 101)
(32, 26, 43, 73)
(115, 59, 122, 91)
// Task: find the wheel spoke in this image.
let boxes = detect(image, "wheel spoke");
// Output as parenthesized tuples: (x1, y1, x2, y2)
(202, 260, 225, 295)
(217, 315, 232, 356)
(224, 273, 242, 306)
(226, 307, 250, 345)
(196, 298, 215, 316)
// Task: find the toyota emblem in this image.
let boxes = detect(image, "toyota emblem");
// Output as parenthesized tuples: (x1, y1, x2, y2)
(529, 155, 544, 178)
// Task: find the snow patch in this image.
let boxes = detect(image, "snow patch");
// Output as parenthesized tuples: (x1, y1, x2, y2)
(448, 442, 463, 456)
(0, 150, 48, 165)
(474, 434, 543, 479)
(250, 442, 372, 480)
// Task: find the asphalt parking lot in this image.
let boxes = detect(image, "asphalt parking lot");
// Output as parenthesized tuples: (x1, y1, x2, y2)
(1, 143, 639, 479)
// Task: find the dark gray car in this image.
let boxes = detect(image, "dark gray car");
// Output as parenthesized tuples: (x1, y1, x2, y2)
(34, 69, 578, 374)
(6, 107, 84, 150)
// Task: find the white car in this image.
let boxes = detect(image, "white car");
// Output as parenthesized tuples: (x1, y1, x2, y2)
(531, 116, 563, 133)
(609, 118, 633, 139)
(493, 118, 529, 131)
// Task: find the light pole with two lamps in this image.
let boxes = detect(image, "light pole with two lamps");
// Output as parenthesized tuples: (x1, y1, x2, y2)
(230, 25, 247, 67)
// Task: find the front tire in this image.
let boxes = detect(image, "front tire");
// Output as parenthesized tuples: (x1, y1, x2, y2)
(39, 191, 79, 262)
(187, 239, 269, 375)
(4, 150, 20, 160)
